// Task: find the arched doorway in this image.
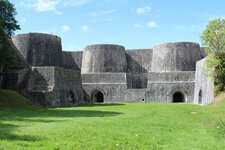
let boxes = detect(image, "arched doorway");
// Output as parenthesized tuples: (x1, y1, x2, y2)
(91, 90, 104, 103)
(173, 91, 185, 103)
(198, 90, 202, 104)
(67, 91, 75, 103)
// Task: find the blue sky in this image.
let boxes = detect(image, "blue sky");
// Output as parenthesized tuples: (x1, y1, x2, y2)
(10, 0, 225, 51)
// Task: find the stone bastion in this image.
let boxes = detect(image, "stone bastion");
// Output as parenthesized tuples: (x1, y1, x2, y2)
(3, 33, 214, 107)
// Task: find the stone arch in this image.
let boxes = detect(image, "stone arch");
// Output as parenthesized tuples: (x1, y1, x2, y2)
(172, 91, 186, 103)
(67, 90, 75, 103)
(91, 90, 104, 103)
(198, 90, 203, 104)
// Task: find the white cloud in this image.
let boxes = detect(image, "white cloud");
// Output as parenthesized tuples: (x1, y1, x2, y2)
(147, 21, 157, 28)
(20, 0, 61, 13)
(20, 0, 91, 14)
(136, 6, 151, 15)
(20, 18, 27, 23)
(61, 25, 71, 33)
(63, 0, 89, 7)
(83, 9, 117, 17)
(81, 25, 89, 32)
(134, 23, 144, 28)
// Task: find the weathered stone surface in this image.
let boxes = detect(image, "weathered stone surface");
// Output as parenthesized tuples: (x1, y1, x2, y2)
(151, 42, 202, 72)
(147, 72, 195, 82)
(126, 49, 152, 73)
(82, 73, 127, 84)
(24, 67, 84, 107)
(126, 73, 148, 89)
(82, 83, 127, 103)
(4, 32, 213, 106)
(194, 58, 214, 105)
(5, 68, 31, 90)
(81, 44, 127, 73)
(145, 82, 195, 103)
(62, 51, 83, 71)
(12, 33, 63, 67)
(82, 71, 195, 103)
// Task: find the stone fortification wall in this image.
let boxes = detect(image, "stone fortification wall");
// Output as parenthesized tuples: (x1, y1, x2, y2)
(5, 68, 31, 90)
(81, 44, 127, 73)
(83, 83, 127, 103)
(151, 42, 202, 72)
(0, 40, 30, 89)
(25, 67, 84, 106)
(9, 32, 212, 105)
(126, 49, 152, 73)
(82, 73, 127, 84)
(125, 72, 195, 103)
(12, 33, 63, 67)
(10, 40, 30, 68)
(146, 71, 195, 103)
(145, 82, 195, 103)
(0, 40, 29, 68)
(63, 51, 83, 71)
(194, 58, 214, 105)
(82, 73, 127, 102)
(124, 89, 147, 102)
(147, 71, 195, 82)
(126, 73, 148, 89)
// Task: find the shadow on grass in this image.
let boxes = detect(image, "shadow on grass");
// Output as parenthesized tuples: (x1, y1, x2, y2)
(0, 122, 41, 141)
(0, 108, 123, 122)
(79, 103, 126, 107)
(0, 108, 122, 141)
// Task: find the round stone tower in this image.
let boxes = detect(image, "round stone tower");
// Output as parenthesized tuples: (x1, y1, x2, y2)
(81, 44, 127, 73)
(12, 33, 63, 67)
(151, 42, 202, 72)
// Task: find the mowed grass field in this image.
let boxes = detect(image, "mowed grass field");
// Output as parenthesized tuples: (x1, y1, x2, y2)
(0, 90, 225, 150)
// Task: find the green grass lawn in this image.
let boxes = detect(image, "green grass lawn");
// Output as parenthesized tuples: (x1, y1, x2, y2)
(0, 90, 225, 150)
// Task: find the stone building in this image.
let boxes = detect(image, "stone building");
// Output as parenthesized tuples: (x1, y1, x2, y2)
(4, 33, 214, 106)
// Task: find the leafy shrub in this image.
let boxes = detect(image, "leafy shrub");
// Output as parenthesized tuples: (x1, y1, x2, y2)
(206, 52, 225, 95)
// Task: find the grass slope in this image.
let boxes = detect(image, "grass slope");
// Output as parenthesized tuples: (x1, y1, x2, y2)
(0, 90, 34, 107)
(0, 90, 225, 150)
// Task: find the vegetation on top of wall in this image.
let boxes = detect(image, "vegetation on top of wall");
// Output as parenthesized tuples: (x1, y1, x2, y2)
(201, 18, 225, 95)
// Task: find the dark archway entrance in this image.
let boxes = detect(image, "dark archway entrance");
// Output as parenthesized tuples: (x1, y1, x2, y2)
(198, 90, 202, 104)
(67, 91, 75, 103)
(91, 90, 104, 103)
(173, 91, 185, 103)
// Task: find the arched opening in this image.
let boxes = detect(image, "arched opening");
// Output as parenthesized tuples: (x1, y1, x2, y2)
(173, 91, 185, 103)
(67, 91, 75, 103)
(198, 90, 202, 104)
(91, 90, 104, 103)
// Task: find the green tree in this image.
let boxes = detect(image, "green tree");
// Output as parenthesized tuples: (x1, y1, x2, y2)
(0, 0, 20, 66)
(202, 18, 225, 95)
(201, 18, 225, 54)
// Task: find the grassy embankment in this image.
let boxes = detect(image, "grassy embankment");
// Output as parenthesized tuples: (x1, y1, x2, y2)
(0, 89, 225, 150)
